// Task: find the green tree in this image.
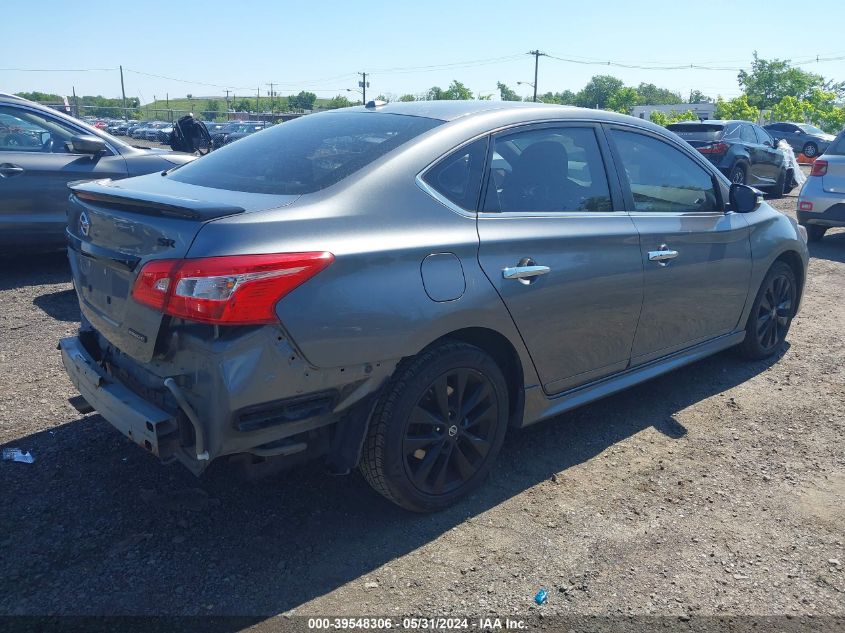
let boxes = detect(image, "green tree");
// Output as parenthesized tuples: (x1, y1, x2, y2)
(575, 75, 625, 109)
(325, 95, 353, 109)
(427, 81, 473, 100)
(688, 90, 713, 104)
(649, 109, 699, 127)
(607, 86, 638, 114)
(772, 95, 807, 123)
(737, 52, 833, 109)
(398, 94, 416, 102)
(203, 100, 222, 120)
(15, 91, 63, 102)
(234, 98, 252, 112)
(287, 91, 317, 111)
(635, 83, 682, 105)
(497, 82, 521, 102)
(715, 95, 760, 121)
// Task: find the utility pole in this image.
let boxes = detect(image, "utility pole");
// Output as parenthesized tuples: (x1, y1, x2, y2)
(527, 50, 546, 102)
(256, 87, 260, 114)
(358, 72, 369, 103)
(119, 65, 127, 120)
(224, 89, 231, 115)
(266, 83, 275, 113)
(166, 93, 170, 121)
(72, 86, 78, 118)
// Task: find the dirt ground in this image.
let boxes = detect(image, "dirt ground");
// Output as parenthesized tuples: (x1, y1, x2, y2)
(0, 174, 843, 628)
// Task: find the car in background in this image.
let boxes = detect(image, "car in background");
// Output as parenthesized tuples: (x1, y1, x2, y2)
(126, 121, 147, 138)
(155, 124, 175, 144)
(667, 120, 792, 196)
(59, 101, 807, 511)
(0, 94, 196, 251)
(210, 121, 267, 149)
(797, 129, 845, 242)
(144, 122, 170, 141)
(204, 121, 227, 135)
(764, 122, 836, 158)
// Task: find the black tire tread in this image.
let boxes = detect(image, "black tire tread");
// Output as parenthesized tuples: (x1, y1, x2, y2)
(360, 341, 503, 512)
(739, 261, 796, 360)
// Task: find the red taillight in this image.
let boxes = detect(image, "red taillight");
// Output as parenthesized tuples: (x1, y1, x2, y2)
(810, 160, 828, 177)
(698, 142, 729, 155)
(131, 252, 334, 325)
(799, 201, 814, 211)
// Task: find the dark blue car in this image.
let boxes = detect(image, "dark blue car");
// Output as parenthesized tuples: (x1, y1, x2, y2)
(667, 120, 793, 197)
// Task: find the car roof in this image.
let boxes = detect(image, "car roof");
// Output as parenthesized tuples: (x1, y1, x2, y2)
(344, 99, 639, 124)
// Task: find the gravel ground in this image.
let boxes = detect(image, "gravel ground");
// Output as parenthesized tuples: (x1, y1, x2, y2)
(1, 173, 843, 628)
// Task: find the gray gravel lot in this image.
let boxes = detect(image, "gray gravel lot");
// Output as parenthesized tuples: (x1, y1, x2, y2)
(0, 173, 843, 627)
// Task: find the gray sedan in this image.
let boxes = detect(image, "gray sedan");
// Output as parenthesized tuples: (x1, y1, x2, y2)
(764, 122, 836, 158)
(0, 94, 195, 250)
(60, 101, 808, 511)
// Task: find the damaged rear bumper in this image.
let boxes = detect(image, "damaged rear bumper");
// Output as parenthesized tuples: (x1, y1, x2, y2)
(59, 326, 397, 475)
(60, 336, 187, 462)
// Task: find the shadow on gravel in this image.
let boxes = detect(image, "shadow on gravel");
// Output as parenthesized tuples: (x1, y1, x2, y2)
(808, 229, 845, 264)
(0, 251, 70, 290)
(0, 344, 786, 622)
(33, 288, 80, 322)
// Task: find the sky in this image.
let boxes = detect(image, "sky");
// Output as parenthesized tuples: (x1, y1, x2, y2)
(2, 0, 844, 105)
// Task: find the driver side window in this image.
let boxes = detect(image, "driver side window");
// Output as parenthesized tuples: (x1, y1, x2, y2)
(0, 106, 76, 153)
(610, 129, 720, 213)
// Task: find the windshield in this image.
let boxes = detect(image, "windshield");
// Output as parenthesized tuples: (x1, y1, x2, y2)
(169, 111, 442, 194)
(798, 124, 826, 135)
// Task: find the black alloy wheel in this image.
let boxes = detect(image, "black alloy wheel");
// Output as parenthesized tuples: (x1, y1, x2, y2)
(402, 368, 497, 496)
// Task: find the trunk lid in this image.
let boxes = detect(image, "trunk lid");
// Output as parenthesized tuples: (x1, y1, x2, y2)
(821, 155, 845, 193)
(67, 174, 298, 361)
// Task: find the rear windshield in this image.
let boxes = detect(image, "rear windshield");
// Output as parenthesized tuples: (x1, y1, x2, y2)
(169, 112, 442, 194)
(667, 124, 725, 142)
(826, 132, 845, 155)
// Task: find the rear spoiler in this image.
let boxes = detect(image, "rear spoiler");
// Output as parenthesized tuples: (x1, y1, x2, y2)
(68, 179, 245, 221)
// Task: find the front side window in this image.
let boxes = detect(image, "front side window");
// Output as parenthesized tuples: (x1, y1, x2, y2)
(0, 106, 80, 153)
(170, 112, 442, 194)
(754, 126, 774, 145)
(483, 126, 612, 213)
(422, 138, 487, 210)
(609, 129, 720, 213)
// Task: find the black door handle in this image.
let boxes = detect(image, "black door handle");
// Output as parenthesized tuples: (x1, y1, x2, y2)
(0, 163, 24, 178)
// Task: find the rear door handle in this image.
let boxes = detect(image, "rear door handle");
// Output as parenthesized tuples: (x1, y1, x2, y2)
(0, 163, 24, 178)
(648, 247, 679, 266)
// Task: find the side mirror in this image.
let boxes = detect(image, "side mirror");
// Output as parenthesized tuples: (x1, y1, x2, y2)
(70, 134, 107, 155)
(729, 183, 763, 213)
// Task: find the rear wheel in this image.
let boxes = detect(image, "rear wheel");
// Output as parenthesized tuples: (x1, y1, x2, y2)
(783, 169, 796, 194)
(739, 261, 797, 360)
(802, 142, 818, 158)
(730, 163, 747, 185)
(805, 225, 827, 242)
(361, 342, 509, 512)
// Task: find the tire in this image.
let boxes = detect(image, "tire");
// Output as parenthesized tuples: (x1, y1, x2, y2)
(739, 261, 797, 360)
(770, 169, 786, 199)
(729, 163, 747, 185)
(802, 142, 818, 158)
(361, 341, 509, 512)
(783, 169, 796, 194)
(805, 225, 827, 242)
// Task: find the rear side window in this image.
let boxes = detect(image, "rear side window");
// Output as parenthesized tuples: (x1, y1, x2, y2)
(422, 138, 487, 211)
(754, 126, 773, 145)
(740, 125, 756, 143)
(610, 129, 720, 213)
(483, 126, 612, 213)
(827, 132, 845, 155)
(169, 112, 442, 194)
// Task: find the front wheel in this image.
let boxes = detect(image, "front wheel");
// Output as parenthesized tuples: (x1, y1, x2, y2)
(729, 164, 747, 185)
(739, 261, 797, 360)
(361, 342, 509, 512)
(805, 225, 827, 242)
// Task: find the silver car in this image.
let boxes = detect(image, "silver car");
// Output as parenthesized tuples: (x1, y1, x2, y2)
(60, 101, 808, 511)
(797, 129, 845, 241)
